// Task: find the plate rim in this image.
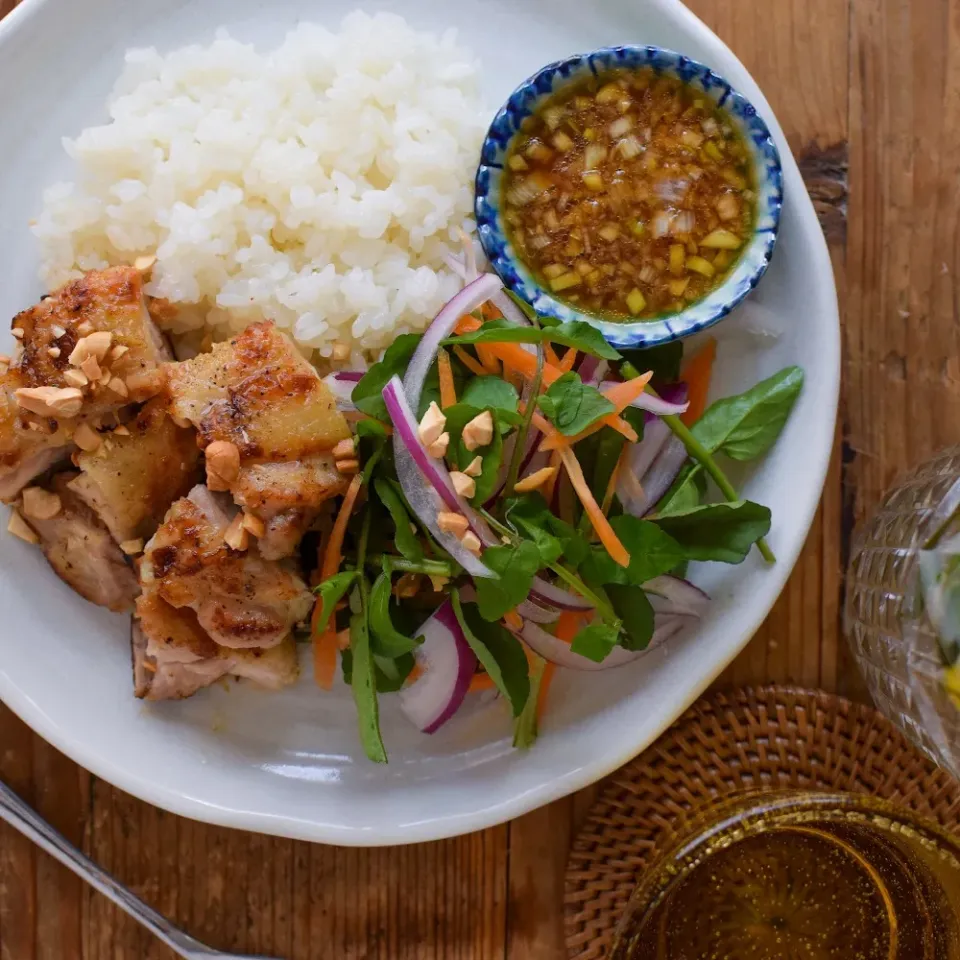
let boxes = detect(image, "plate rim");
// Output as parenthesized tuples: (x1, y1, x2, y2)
(0, 0, 840, 846)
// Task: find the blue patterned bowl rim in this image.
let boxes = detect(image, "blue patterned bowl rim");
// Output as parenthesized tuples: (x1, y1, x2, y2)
(475, 46, 784, 350)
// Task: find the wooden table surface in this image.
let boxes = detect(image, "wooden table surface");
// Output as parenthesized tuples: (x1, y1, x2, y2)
(2, 0, 956, 955)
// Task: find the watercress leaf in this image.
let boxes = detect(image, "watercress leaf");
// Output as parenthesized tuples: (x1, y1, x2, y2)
(621, 405, 646, 439)
(621, 341, 684, 384)
(503, 493, 590, 567)
(651, 500, 772, 564)
(461, 376, 519, 417)
(368, 572, 423, 656)
(311, 571, 358, 635)
(352, 334, 421, 420)
(443, 319, 621, 360)
(452, 592, 530, 717)
(606, 585, 655, 651)
(442, 403, 505, 503)
(691, 366, 804, 461)
(348, 613, 388, 763)
(581, 516, 686, 586)
(374, 478, 423, 561)
(538, 373, 615, 436)
(474, 541, 542, 621)
(372, 652, 416, 693)
(570, 620, 621, 662)
(513, 653, 546, 749)
(356, 418, 390, 482)
(655, 464, 707, 517)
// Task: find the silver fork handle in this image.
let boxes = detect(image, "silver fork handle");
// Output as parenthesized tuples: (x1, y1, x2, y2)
(0, 779, 212, 959)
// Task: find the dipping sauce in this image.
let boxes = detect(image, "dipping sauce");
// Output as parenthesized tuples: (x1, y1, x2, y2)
(502, 68, 756, 321)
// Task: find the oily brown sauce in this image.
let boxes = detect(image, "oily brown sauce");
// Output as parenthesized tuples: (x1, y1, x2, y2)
(502, 68, 756, 321)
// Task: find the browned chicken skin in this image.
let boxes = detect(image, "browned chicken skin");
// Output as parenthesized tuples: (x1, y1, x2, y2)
(0, 266, 171, 501)
(132, 592, 299, 700)
(68, 398, 200, 544)
(141, 485, 313, 649)
(164, 322, 350, 558)
(22, 473, 139, 612)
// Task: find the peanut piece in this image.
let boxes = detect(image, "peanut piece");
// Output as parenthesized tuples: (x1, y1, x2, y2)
(461, 531, 482, 557)
(462, 410, 494, 451)
(417, 401, 447, 447)
(450, 471, 476, 499)
(7, 509, 39, 545)
(241, 512, 266, 538)
(107, 377, 129, 398)
(63, 369, 88, 389)
(336, 459, 360, 475)
(333, 438, 356, 459)
(73, 423, 102, 452)
(47, 346, 61, 359)
(426, 432, 450, 458)
(14, 386, 84, 419)
(10, 327, 24, 340)
(21, 487, 62, 521)
(223, 513, 249, 551)
(80, 356, 102, 381)
(463, 456, 483, 478)
(134, 254, 157, 273)
(331, 342, 351, 361)
(205, 440, 241, 492)
(437, 512, 469, 537)
(120, 538, 144, 556)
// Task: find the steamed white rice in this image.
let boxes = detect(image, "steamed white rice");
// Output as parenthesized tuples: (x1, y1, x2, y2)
(32, 12, 488, 359)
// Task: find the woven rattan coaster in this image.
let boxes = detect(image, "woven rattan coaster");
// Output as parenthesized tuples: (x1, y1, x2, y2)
(564, 685, 960, 960)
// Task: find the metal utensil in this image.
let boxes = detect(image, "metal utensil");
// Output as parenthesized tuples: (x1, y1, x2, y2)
(0, 779, 282, 960)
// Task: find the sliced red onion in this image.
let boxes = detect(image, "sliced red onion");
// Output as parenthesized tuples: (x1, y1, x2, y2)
(323, 373, 359, 411)
(578, 356, 600, 384)
(634, 436, 688, 515)
(442, 252, 469, 281)
(402, 273, 503, 406)
(528, 577, 593, 611)
(383, 377, 492, 577)
(599, 381, 689, 417)
(334, 371, 364, 383)
(518, 612, 698, 670)
(644, 576, 710, 617)
(516, 599, 562, 624)
(490, 289, 531, 327)
(617, 417, 670, 513)
(399, 600, 477, 733)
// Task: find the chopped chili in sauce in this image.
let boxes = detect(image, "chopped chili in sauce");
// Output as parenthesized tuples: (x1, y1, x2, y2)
(502, 68, 756, 321)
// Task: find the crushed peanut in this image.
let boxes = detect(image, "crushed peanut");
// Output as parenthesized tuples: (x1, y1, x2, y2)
(51, 325, 66, 340)
(426, 432, 450, 458)
(463, 456, 483, 478)
(223, 513, 249, 551)
(73, 422, 102, 452)
(120, 538, 144, 556)
(503, 610, 524, 631)
(241, 511, 266, 538)
(76, 321, 93, 336)
(14, 386, 84, 419)
(205, 440, 241, 491)
(80, 356, 102, 381)
(417, 401, 447, 447)
(437, 511, 469, 537)
(107, 377, 129, 398)
(331, 342, 351, 361)
(134, 254, 157, 273)
(47, 346, 61, 359)
(336, 458, 359, 475)
(7, 509, 39, 545)
(395, 573, 421, 598)
(109, 344, 129, 362)
(428, 574, 450, 592)
(450, 471, 476, 499)
(461, 531, 482, 556)
(514, 466, 557, 493)
(63, 369, 88, 388)
(10, 327, 24, 340)
(333, 438, 356, 459)
(462, 410, 494, 451)
(0, 355, 10, 375)
(21, 487, 62, 521)
(113, 424, 131, 437)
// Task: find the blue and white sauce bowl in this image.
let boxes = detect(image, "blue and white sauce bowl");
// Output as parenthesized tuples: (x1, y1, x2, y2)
(475, 46, 783, 351)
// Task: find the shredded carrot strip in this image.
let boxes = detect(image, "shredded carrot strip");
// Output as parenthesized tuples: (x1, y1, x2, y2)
(482, 341, 566, 386)
(407, 662, 423, 684)
(468, 672, 496, 692)
(555, 610, 582, 644)
(536, 662, 556, 724)
(455, 314, 482, 334)
(476, 344, 502, 376)
(453, 345, 488, 378)
(544, 343, 561, 367)
(437, 348, 457, 408)
(680, 339, 716, 426)
(504, 610, 524, 631)
(312, 473, 363, 690)
(601, 373, 654, 412)
(558, 348, 578, 373)
(539, 412, 636, 451)
(558, 446, 630, 567)
(601, 442, 630, 515)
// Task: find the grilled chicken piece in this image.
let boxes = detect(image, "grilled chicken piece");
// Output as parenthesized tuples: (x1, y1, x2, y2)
(141, 485, 313, 649)
(68, 399, 200, 544)
(0, 266, 172, 501)
(132, 592, 299, 701)
(164, 320, 351, 558)
(233, 455, 346, 560)
(165, 320, 349, 459)
(22, 473, 139, 612)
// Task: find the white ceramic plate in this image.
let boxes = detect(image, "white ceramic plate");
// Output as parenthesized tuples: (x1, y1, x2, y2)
(0, 0, 838, 845)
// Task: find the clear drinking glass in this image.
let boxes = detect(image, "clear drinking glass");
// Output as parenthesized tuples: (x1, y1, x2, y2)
(845, 446, 960, 779)
(610, 790, 960, 960)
